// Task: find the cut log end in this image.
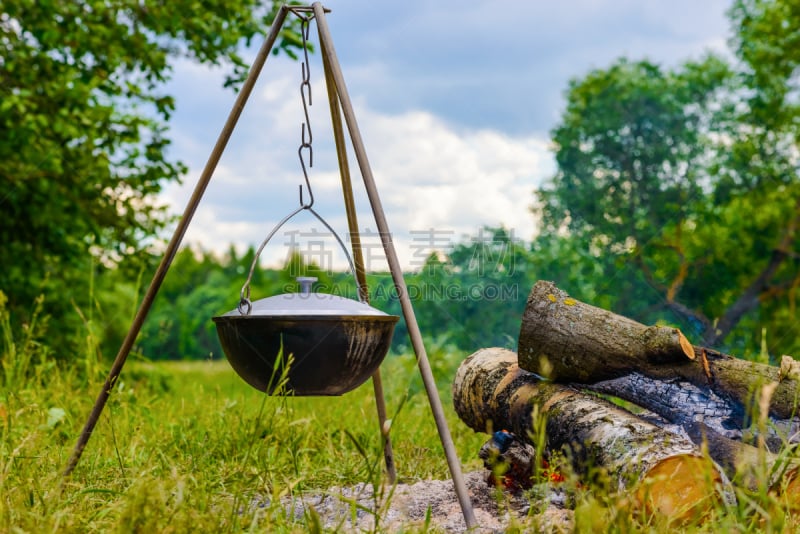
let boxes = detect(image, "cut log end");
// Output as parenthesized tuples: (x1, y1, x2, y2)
(678, 330, 696, 361)
(777, 469, 800, 511)
(636, 455, 723, 523)
(454, 347, 733, 524)
(642, 325, 697, 364)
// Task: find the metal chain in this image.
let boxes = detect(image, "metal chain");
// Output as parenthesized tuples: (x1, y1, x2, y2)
(298, 14, 314, 209)
(235, 10, 359, 314)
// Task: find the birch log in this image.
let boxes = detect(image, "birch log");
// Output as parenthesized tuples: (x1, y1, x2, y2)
(453, 348, 729, 521)
(518, 280, 800, 419)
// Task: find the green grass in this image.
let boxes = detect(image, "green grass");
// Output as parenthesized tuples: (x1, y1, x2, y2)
(3, 294, 800, 532)
(0, 339, 489, 532)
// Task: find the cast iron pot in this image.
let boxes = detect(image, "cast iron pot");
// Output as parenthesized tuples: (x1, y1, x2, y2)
(213, 279, 398, 395)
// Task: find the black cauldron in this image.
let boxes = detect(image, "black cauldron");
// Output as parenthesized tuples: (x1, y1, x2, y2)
(213, 278, 398, 395)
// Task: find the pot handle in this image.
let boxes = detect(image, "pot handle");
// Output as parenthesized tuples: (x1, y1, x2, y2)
(237, 205, 359, 315)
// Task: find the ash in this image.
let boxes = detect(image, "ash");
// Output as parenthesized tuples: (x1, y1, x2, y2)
(263, 471, 573, 532)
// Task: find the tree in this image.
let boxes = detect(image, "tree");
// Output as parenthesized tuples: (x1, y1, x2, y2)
(0, 1, 302, 355)
(135, 246, 344, 361)
(395, 227, 536, 352)
(537, 0, 800, 357)
(717, 0, 800, 352)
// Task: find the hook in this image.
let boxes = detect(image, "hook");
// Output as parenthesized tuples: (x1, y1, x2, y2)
(299, 184, 314, 209)
(298, 136, 314, 208)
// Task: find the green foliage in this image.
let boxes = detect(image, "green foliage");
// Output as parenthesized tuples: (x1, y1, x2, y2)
(544, 56, 731, 246)
(137, 247, 343, 360)
(537, 3, 800, 356)
(0, 1, 303, 357)
(415, 227, 534, 351)
(730, 0, 800, 128)
(0, 291, 52, 391)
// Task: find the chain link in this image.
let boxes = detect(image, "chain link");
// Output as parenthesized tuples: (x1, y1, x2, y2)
(298, 15, 314, 209)
(236, 10, 358, 314)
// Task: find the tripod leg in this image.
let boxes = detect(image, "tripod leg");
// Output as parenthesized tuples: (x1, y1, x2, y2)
(62, 5, 291, 479)
(321, 35, 397, 484)
(313, 3, 477, 528)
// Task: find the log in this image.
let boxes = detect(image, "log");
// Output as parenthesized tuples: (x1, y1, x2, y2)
(453, 347, 729, 521)
(518, 280, 800, 419)
(587, 373, 743, 435)
(517, 280, 695, 383)
(587, 373, 800, 452)
(686, 421, 800, 502)
(587, 376, 800, 496)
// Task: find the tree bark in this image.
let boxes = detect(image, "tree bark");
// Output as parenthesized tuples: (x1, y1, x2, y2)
(685, 421, 800, 501)
(518, 280, 800, 419)
(453, 347, 728, 521)
(517, 280, 695, 384)
(586, 373, 800, 452)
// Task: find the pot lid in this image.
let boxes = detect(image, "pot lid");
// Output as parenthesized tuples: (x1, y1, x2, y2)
(218, 277, 395, 317)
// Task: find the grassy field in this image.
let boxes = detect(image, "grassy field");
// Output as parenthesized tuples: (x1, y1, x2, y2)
(3, 317, 800, 532)
(0, 334, 494, 533)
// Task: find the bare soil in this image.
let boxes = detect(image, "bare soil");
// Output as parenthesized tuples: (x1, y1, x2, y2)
(278, 470, 573, 532)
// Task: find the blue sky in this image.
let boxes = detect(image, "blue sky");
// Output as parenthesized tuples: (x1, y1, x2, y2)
(160, 0, 731, 271)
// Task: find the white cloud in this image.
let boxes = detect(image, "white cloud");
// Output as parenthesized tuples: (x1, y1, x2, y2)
(157, 0, 729, 275)
(357, 108, 551, 238)
(160, 77, 552, 271)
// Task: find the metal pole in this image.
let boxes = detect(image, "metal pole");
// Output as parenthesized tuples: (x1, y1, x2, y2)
(320, 36, 397, 485)
(62, 6, 290, 478)
(312, 3, 477, 528)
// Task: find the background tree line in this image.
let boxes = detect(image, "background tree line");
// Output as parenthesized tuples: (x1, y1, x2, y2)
(1, 0, 798, 370)
(537, 0, 800, 357)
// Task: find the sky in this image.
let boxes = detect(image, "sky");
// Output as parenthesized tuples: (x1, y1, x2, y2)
(159, 0, 732, 273)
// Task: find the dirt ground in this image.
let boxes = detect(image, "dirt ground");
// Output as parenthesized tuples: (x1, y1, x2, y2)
(277, 470, 574, 532)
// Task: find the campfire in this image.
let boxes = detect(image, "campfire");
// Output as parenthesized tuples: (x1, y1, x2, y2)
(453, 280, 800, 523)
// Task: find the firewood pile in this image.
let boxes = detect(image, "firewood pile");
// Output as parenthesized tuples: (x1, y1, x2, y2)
(452, 280, 800, 523)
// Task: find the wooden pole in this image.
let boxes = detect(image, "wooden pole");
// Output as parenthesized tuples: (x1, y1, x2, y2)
(319, 31, 396, 484)
(62, 5, 291, 478)
(313, 3, 477, 528)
